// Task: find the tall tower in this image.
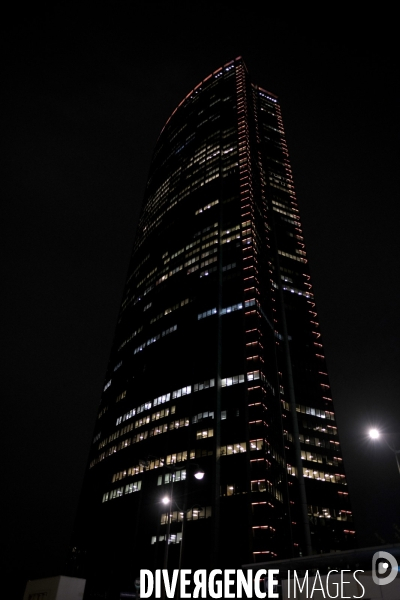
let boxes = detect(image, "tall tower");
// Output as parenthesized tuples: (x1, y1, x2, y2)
(72, 57, 354, 594)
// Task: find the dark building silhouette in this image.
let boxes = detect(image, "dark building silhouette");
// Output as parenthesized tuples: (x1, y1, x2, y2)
(72, 57, 354, 595)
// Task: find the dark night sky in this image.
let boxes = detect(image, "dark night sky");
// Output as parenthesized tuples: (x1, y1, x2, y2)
(3, 6, 399, 596)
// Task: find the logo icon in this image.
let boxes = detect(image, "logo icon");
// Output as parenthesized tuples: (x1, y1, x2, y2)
(372, 551, 398, 585)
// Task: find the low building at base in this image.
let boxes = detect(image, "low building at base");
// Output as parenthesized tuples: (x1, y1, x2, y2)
(23, 575, 86, 600)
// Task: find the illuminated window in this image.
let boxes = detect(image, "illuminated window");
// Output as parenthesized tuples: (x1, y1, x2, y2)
(192, 411, 214, 423)
(196, 428, 214, 440)
(198, 308, 217, 320)
(157, 469, 187, 486)
(193, 378, 215, 392)
(220, 442, 246, 455)
(221, 374, 245, 387)
(125, 481, 142, 494)
(172, 385, 191, 399)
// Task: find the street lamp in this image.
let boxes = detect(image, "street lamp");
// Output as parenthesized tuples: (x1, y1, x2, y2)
(160, 462, 204, 600)
(194, 468, 205, 480)
(368, 428, 400, 475)
(369, 428, 380, 440)
(161, 462, 204, 569)
(178, 503, 203, 572)
(163, 498, 204, 568)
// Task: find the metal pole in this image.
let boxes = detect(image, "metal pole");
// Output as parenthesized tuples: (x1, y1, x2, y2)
(381, 437, 400, 477)
(395, 452, 400, 477)
(162, 465, 175, 600)
(163, 466, 174, 570)
(178, 509, 186, 571)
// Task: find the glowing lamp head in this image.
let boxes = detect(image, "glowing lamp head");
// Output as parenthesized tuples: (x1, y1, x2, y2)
(162, 496, 170, 505)
(369, 428, 380, 440)
(194, 469, 205, 480)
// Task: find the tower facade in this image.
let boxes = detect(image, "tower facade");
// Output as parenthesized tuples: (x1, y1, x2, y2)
(73, 57, 354, 593)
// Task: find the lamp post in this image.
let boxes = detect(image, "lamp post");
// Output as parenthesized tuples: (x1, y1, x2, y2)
(368, 428, 400, 476)
(160, 462, 204, 600)
(178, 503, 203, 572)
(161, 462, 204, 567)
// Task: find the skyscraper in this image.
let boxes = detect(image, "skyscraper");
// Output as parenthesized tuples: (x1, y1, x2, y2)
(73, 57, 354, 594)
